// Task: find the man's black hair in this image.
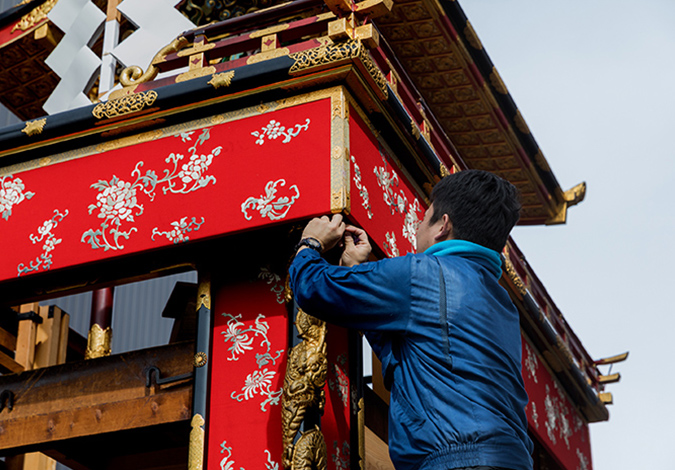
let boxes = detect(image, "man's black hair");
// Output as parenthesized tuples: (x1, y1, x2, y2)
(430, 170, 521, 252)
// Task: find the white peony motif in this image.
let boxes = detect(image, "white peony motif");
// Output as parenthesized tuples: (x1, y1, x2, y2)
(179, 153, 213, 184)
(95, 180, 139, 222)
(0, 176, 34, 220)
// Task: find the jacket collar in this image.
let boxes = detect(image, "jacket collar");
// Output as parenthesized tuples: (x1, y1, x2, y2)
(424, 240, 502, 278)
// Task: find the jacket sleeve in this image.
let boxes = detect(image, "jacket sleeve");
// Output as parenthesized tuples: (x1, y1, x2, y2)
(289, 249, 413, 332)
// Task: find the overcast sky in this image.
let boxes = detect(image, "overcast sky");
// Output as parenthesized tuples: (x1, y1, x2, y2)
(460, 1, 675, 469)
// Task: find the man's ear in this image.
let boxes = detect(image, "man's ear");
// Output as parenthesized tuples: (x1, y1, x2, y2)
(434, 214, 453, 241)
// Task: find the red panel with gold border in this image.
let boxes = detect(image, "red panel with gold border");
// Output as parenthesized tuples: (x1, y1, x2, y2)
(0, 88, 356, 284)
(208, 275, 289, 470)
(522, 336, 592, 470)
(347, 103, 426, 256)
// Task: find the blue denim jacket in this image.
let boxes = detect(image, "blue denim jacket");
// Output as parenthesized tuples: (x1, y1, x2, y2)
(290, 240, 533, 470)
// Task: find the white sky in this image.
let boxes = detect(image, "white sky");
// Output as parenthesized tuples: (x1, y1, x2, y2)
(460, 1, 675, 469)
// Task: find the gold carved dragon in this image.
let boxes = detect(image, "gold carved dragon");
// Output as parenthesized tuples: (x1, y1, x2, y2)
(281, 308, 328, 470)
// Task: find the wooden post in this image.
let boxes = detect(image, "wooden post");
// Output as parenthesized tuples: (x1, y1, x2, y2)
(9, 304, 70, 470)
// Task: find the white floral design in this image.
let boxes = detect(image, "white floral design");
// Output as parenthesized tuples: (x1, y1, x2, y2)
(82, 128, 220, 251)
(576, 447, 590, 470)
(241, 179, 300, 221)
(383, 231, 399, 258)
(222, 313, 284, 411)
(351, 155, 372, 218)
(17, 209, 68, 277)
(0, 175, 34, 221)
(524, 342, 539, 384)
(328, 354, 349, 407)
(241, 369, 276, 400)
(151, 216, 205, 244)
(374, 165, 400, 214)
(259, 267, 285, 304)
(219, 442, 278, 470)
(251, 118, 310, 145)
(402, 198, 422, 249)
(544, 384, 572, 448)
(531, 402, 539, 429)
(332, 441, 350, 470)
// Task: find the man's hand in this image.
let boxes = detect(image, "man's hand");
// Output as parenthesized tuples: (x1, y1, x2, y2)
(340, 225, 371, 267)
(300, 214, 346, 252)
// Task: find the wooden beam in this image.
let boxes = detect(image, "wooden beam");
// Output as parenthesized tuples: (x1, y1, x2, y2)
(0, 341, 193, 452)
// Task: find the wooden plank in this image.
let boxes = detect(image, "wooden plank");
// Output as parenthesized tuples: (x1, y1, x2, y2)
(365, 427, 395, 470)
(0, 341, 193, 451)
(0, 388, 191, 450)
(56, 313, 69, 365)
(34, 306, 61, 369)
(0, 327, 17, 352)
(0, 350, 23, 374)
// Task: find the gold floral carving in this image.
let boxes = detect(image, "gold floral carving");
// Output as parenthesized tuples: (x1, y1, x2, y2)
(207, 71, 235, 89)
(489, 67, 508, 95)
(513, 110, 530, 134)
(92, 91, 159, 119)
(504, 259, 526, 297)
(439, 163, 451, 178)
(21, 118, 46, 136)
(11, 0, 56, 33)
(176, 66, 217, 83)
(463, 21, 483, 50)
(282, 309, 328, 469)
(119, 37, 190, 87)
(188, 414, 205, 470)
(411, 119, 421, 139)
(84, 324, 112, 359)
(289, 40, 388, 98)
(194, 352, 208, 368)
(357, 397, 365, 469)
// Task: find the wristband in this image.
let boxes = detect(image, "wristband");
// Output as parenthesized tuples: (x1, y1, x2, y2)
(295, 237, 323, 253)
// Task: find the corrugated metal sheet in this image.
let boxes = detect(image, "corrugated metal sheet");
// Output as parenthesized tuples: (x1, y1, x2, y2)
(43, 271, 198, 354)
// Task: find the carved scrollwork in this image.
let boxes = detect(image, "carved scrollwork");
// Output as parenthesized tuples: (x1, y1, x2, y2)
(178, 0, 285, 26)
(281, 309, 328, 469)
(119, 37, 190, 87)
(92, 91, 158, 119)
(289, 40, 388, 98)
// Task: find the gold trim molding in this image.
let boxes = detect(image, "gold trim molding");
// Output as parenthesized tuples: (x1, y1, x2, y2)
(21, 118, 46, 136)
(92, 91, 159, 119)
(84, 324, 112, 359)
(188, 414, 206, 470)
(208, 71, 235, 89)
(176, 66, 217, 83)
(289, 40, 388, 98)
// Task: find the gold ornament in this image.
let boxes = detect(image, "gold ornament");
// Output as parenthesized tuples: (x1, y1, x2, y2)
(188, 414, 205, 470)
(281, 309, 328, 469)
(84, 324, 112, 359)
(92, 91, 158, 119)
(21, 118, 47, 136)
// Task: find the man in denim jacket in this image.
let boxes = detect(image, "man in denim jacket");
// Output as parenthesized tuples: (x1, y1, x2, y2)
(290, 170, 533, 470)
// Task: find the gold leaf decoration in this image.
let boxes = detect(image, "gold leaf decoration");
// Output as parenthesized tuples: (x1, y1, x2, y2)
(463, 21, 483, 50)
(22, 118, 47, 136)
(84, 324, 112, 359)
(11, 0, 56, 33)
(489, 67, 508, 95)
(188, 414, 205, 470)
(92, 91, 159, 119)
(207, 71, 236, 89)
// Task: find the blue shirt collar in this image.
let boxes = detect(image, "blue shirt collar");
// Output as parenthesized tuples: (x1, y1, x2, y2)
(424, 239, 502, 278)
